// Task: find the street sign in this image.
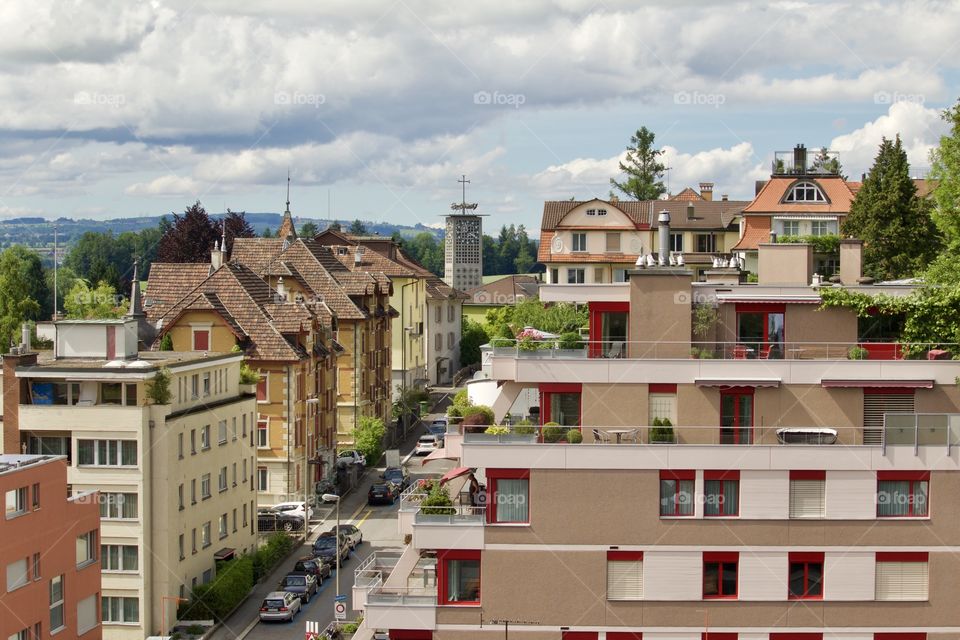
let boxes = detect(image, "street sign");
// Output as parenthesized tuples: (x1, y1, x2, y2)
(305, 620, 321, 640)
(334, 594, 347, 602)
(334, 602, 347, 620)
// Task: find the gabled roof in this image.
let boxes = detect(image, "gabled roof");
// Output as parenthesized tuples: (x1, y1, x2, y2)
(262, 240, 368, 320)
(230, 238, 285, 274)
(541, 199, 650, 230)
(540, 198, 747, 232)
(732, 216, 772, 251)
(742, 176, 855, 214)
(464, 275, 539, 305)
(669, 187, 704, 201)
(314, 228, 358, 246)
(144, 263, 214, 321)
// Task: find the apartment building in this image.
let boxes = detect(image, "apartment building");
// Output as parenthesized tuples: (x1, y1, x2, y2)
(539, 188, 748, 284)
(3, 320, 257, 640)
(1, 455, 101, 640)
(352, 228, 960, 639)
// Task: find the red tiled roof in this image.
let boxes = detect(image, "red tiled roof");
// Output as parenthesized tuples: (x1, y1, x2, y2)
(669, 187, 704, 201)
(144, 263, 213, 321)
(230, 238, 285, 274)
(732, 216, 772, 251)
(742, 176, 855, 214)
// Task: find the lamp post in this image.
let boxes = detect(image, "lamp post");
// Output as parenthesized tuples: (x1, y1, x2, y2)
(160, 596, 187, 638)
(322, 493, 341, 624)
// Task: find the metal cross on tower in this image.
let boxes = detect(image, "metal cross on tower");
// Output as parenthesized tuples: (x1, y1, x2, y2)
(450, 174, 478, 213)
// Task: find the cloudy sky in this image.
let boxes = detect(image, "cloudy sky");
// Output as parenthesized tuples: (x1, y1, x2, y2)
(0, 0, 957, 229)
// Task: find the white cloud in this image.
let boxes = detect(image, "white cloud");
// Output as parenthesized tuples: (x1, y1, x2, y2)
(125, 175, 203, 197)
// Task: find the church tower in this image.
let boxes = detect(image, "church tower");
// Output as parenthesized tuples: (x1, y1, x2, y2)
(443, 175, 486, 290)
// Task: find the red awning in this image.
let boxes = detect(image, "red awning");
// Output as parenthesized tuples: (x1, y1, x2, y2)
(439, 467, 473, 485)
(695, 378, 781, 388)
(821, 379, 934, 389)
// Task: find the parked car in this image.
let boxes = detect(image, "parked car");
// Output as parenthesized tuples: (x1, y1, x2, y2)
(271, 501, 314, 521)
(312, 532, 350, 565)
(383, 466, 410, 491)
(427, 419, 448, 437)
(279, 571, 318, 604)
(293, 556, 332, 582)
(414, 434, 441, 455)
(257, 507, 304, 532)
(258, 591, 301, 622)
(368, 481, 399, 505)
(336, 450, 366, 467)
(324, 524, 363, 549)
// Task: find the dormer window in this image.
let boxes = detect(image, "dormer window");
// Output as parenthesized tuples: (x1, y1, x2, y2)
(784, 181, 826, 203)
(596, 209, 607, 216)
(586, 209, 596, 216)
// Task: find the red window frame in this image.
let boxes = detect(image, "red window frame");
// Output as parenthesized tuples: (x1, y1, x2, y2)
(562, 633, 598, 640)
(193, 329, 210, 351)
(608, 633, 643, 640)
(876, 552, 928, 562)
(256, 375, 268, 402)
(702, 551, 738, 599)
(538, 383, 582, 428)
(877, 471, 929, 517)
(486, 469, 530, 524)
(770, 635, 823, 640)
(659, 470, 695, 517)
(704, 470, 739, 517)
(437, 550, 481, 606)
(388, 632, 433, 640)
(719, 387, 753, 444)
(874, 634, 926, 640)
(788, 552, 824, 600)
(649, 383, 677, 393)
(702, 635, 738, 640)
(588, 301, 629, 358)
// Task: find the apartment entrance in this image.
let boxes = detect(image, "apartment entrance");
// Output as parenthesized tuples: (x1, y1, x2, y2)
(736, 303, 785, 359)
(720, 387, 753, 444)
(589, 302, 629, 358)
(539, 383, 582, 426)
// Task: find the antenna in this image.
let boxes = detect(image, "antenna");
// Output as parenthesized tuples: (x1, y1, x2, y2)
(285, 169, 291, 213)
(450, 174, 478, 213)
(53, 224, 58, 318)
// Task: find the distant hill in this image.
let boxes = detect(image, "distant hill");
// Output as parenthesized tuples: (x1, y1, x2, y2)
(0, 213, 444, 249)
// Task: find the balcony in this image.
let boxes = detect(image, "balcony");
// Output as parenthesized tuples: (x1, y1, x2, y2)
(412, 505, 485, 550)
(462, 425, 861, 446)
(357, 547, 438, 631)
(19, 404, 146, 433)
(364, 588, 437, 630)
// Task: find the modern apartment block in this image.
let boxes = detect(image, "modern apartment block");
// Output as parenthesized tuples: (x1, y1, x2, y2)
(3, 319, 257, 640)
(352, 227, 960, 639)
(1, 455, 101, 640)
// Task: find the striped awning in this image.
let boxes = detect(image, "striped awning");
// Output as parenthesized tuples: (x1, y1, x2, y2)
(695, 378, 781, 388)
(821, 379, 934, 389)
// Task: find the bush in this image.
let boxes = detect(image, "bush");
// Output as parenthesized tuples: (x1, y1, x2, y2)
(485, 425, 510, 435)
(353, 416, 386, 466)
(513, 419, 536, 435)
(463, 405, 494, 424)
(252, 533, 295, 582)
(177, 555, 254, 622)
(566, 428, 583, 443)
(490, 337, 513, 348)
(239, 363, 260, 385)
(186, 625, 205, 636)
(848, 345, 869, 360)
(542, 423, 564, 443)
(146, 368, 171, 405)
(420, 483, 455, 515)
(453, 388, 470, 408)
(650, 418, 674, 443)
(558, 332, 584, 350)
(159, 334, 174, 351)
(446, 405, 464, 418)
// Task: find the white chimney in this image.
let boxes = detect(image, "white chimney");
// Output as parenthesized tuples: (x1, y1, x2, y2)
(276, 277, 287, 301)
(21, 322, 31, 352)
(211, 240, 224, 271)
(354, 247, 364, 265)
(657, 210, 670, 266)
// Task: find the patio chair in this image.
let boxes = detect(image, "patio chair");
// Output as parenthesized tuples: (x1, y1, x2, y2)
(621, 428, 641, 443)
(592, 428, 612, 444)
(732, 344, 750, 359)
(606, 341, 624, 359)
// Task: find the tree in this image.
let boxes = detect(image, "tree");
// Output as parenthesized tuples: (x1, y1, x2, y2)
(811, 146, 846, 178)
(261, 227, 274, 238)
(460, 318, 489, 366)
(842, 136, 940, 280)
(610, 126, 667, 201)
(930, 101, 960, 254)
(349, 219, 368, 235)
(157, 202, 220, 263)
(485, 297, 587, 339)
(513, 225, 535, 273)
(352, 415, 386, 466)
(0, 246, 46, 348)
(300, 222, 319, 238)
(403, 232, 444, 276)
(63, 280, 125, 319)
(327, 222, 342, 232)
(223, 209, 255, 256)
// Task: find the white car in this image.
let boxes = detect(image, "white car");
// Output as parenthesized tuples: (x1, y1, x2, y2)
(258, 591, 301, 622)
(415, 434, 441, 456)
(337, 450, 367, 467)
(271, 501, 314, 521)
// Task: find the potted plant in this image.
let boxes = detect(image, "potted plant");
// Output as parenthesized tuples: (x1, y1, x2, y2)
(847, 345, 869, 361)
(566, 428, 583, 443)
(542, 422, 565, 443)
(238, 363, 260, 395)
(650, 417, 675, 444)
(556, 332, 587, 358)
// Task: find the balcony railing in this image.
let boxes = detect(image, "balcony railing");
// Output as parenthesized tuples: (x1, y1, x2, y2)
(354, 550, 403, 590)
(366, 587, 437, 606)
(883, 414, 960, 453)
(414, 505, 485, 524)
(489, 340, 960, 361)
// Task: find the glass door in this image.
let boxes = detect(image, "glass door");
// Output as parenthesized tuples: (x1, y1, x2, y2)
(720, 390, 753, 444)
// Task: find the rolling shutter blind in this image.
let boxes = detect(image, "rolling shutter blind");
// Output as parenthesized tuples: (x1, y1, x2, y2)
(790, 479, 825, 518)
(863, 393, 914, 445)
(77, 594, 98, 634)
(875, 561, 928, 600)
(608, 560, 643, 600)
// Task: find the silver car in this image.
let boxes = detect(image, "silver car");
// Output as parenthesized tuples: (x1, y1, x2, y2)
(258, 591, 301, 622)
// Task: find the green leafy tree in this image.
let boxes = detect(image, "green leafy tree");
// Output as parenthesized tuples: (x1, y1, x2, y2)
(842, 136, 940, 280)
(460, 318, 489, 366)
(63, 280, 125, 319)
(222, 209, 256, 256)
(352, 415, 386, 466)
(811, 146, 846, 178)
(261, 227, 274, 238)
(927, 100, 960, 282)
(610, 126, 667, 201)
(349, 219, 368, 235)
(300, 222, 319, 238)
(0, 246, 46, 348)
(485, 297, 587, 339)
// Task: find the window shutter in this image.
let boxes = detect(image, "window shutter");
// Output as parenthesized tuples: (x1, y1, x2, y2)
(863, 393, 914, 445)
(608, 560, 643, 600)
(876, 561, 928, 600)
(790, 479, 825, 518)
(77, 594, 98, 635)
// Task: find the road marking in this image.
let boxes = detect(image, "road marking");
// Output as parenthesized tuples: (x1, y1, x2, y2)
(354, 509, 373, 527)
(346, 501, 366, 524)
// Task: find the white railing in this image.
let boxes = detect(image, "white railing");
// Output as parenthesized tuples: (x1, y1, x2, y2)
(366, 587, 437, 606)
(414, 505, 485, 524)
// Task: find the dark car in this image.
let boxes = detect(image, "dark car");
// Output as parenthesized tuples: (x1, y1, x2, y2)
(368, 481, 399, 505)
(312, 532, 350, 566)
(278, 571, 318, 604)
(292, 556, 332, 582)
(427, 419, 448, 437)
(323, 524, 363, 549)
(383, 467, 410, 491)
(257, 507, 304, 533)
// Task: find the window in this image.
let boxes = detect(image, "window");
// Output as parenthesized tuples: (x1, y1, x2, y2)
(9, 628, 28, 640)
(439, 550, 480, 605)
(550, 268, 559, 283)
(232, 509, 237, 532)
(586, 208, 596, 216)
(101, 596, 139, 623)
(243, 503, 248, 527)
(5, 487, 27, 518)
(703, 552, 738, 599)
(76, 531, 97, 568)
(191, 374, 199, 398)
(448, 305, 455, 322)
(790, 471, 825, 518)
(100, 383, 122, 405)
(613, 269, 627, 283)
(257, 467, 268, 492)
(648, 386, 678, 425)
(878, 471, 928, 517)
(435, 333, 442, 351)
(218, 420, 227, 445)
(875, 553, 928, 600)
(487, 470, 529, 524)
(720, 388, 753, 445)
(242, 414, 247, 438)
(594, 267, 605, 283)
(605, 232, 621, 252)
(789, 552, 824, 599)
(100, 493, 138, 519)
(242, 458, 247, 482)
(232, 463, 237, 487)
(190, 429, 196, 454)
(77, 594, 98, 635)
(124, 383, 137, 406)
(192, 329, 209, 351)
(669, 232, 684, 252)
(49, 575, 64, 630)
(201, 425, 210, 450)
(695, 233, 716, 253)
(32, 553, 40, 580)
(101, 545, 138, 572)
(201, 522, 211, 548)
(179, 535, 185, 560)
(201, 474, 211, 499)
(810, 220, 832, 236)
(218, 467, 228, 492)
(191, 529, 197, 553)
(257, 418, 269, 448)
(77, 440, 137, 467)
(572, 233, 587, 252)
(178, 433, 184, 459)
(567, 268, 585, 284)
(659, 470, 694, 517)
(597, 208, 607, 216)
(781, 220, 800, 236)
(448, 332, 455, 350)
(6, 558, 28, 591)
(202, 372, 210, 396)
(191, 479, 197, 504)
(784, 181, 826, 203)
(704, 471, 739, 517)
(256, 375, 268, 402)
(219, 514, 228, 538)
(607, 551, 643, 600)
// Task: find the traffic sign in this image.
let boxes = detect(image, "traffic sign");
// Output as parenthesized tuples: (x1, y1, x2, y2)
(334, 594, 347, 602)
(334, 602, 347, 620)
(305, 620, 321, 640)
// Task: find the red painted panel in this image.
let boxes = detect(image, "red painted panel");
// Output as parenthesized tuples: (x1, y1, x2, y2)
(660, 469, 695, 480)
(389, 632, 432, 640)
(609, 634, 643, 640)
(649, 383, 678, 393)
(703, 551, 739, 562)
(788, 551, 825, 563)
(878, 470, 930, 481)
(607, 550, 643, 561)
(790, 470, 826, 480)
(876, 552, 929, 562)
(704, 470, 740, 481)
(562, 633, 599, 640)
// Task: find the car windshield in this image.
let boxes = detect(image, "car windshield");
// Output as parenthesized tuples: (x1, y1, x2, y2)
(284, 576, 306, 586)
(419, 436, 434, 442)
(385, 470, 402, 479)
(315, 537, 336, 548)
(264, 599, 285, 608)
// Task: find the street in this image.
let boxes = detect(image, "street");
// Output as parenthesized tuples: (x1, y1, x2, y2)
(208, 407, 455, 640)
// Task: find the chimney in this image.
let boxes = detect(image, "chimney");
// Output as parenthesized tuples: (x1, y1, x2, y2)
(793, 144, 807, 173)
(755, 180, 768, 195)
(839, 238, 864, 285)
(20, 323, 31, 352)
(658, 209, 670, 266)
(686, 202, 695, 220)
(211, 240, 224, 271)
(354, 247, 364, 266)
(699, 182, 714, 201)
(770, 231, 778, 243)
(276, 277, 287, 302)
(127, 258, 145, 319)
(721, 194, 728, 201)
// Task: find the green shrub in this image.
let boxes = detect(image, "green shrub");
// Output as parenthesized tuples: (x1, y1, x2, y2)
(513, 419, 536, 435)
(177, 555, 254, 622)
(848, 345, 869, 360)
(159, 334, 174, 351)
(420, 483, 455, 515)
(186, 625, 205, 636)
(542, 423, 564, 443)
(239, 363, 260, 385)
(463, 405, 494, 424)
(652, 417, 663, 427)
(490, 337, 513, 348)
(650, 419, 675, 443)
(452, 388, 469, 407)
(146, 368, 172, 405)
(446, 405, 463, 418)
(566, 428, 583, 443)
(251, 532, 295, 582)
(352, 416, 386, 466)
(485, 425, 510, 435)
(558, 332, 584, 350)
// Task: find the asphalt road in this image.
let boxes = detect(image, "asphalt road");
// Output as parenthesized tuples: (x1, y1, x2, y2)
(212, 407, 456, 640)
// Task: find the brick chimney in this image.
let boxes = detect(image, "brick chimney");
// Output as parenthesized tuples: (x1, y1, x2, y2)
(699, 182, 714, 201)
